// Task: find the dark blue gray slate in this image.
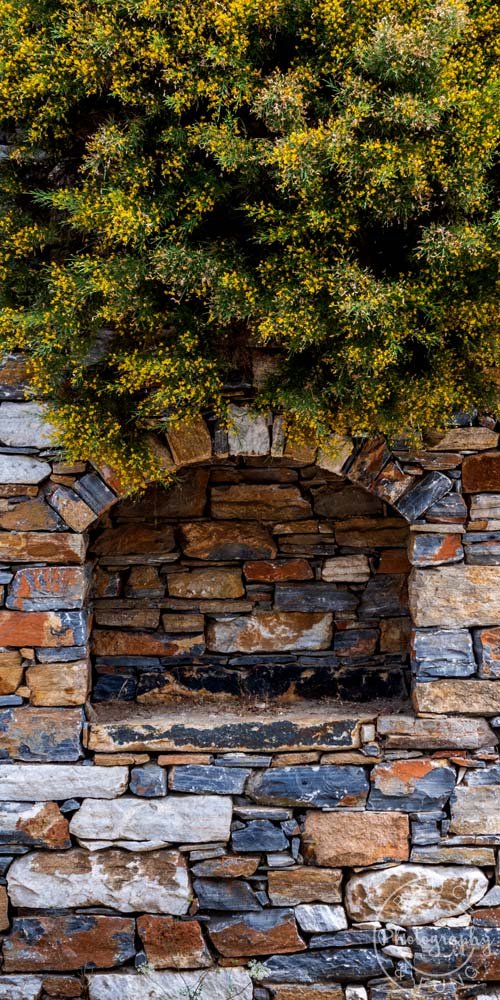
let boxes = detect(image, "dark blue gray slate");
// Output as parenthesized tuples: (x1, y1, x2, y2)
(359, 577, 407, 619)
(262, 948, 393, 983)
(130, 762, 167, 797)
(395, 473, 452, 521)
(193, 877, 261, 911)
(309, 930, 390, 949)
(248, 766, 368, 808)
(368, 762, 456, 812)
(72, 472, 116, 513)
(411, 926, 500, 979)
(231, 820, 288, 852)
(169, 765, 250, 795)
(36, 646, 87, 662)
(274, 584, 358, 613)
(413, 628, 476, 678)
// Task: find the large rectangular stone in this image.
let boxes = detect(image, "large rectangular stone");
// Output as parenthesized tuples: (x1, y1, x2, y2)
(8, 848, 190, 914)
(87, 706, 363, 753)
(0, 455, 50, 485)
(267, 867, 343, 905)
(302, 811, 409, 867)
(211, 484, 311, 520)
(0, 532, 85, 564)
(6, 566, 91, 612)
(377, 714, 495, 749)
(0, 707, 83, 761)
(207, 909, 306, 957)
(274, 584, 357, 613)
(25, 660, 90, 706)
(450, 771, 500, 835)
(409, 565, 500, 626)
(180, 521, 277, 560)
(413, 679, 500, 715)
(0, 764, 128, 800)
(92, 631, 204, 657)
(247, 766, 368, 808)
(0, 610, 88, 647)
(463, 451, 500, 492)
(207, 612, 333, 652)
(69, 795, 232, 844)
(412, 926, 500, 980)
(3, 914, 135, 971)
(0, 801, 70, 849)
(412, 627, 476, 677)
(87, 970, 253, 1000)
(368, 759, 455, 811)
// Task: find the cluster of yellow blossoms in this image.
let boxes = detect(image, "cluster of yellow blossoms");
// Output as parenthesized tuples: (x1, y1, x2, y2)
(0, 0, 498, 485)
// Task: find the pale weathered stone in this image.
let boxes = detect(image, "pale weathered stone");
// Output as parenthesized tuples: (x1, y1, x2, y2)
(0, 975, 43, 1000)
(450, 775, 500, 835)
(345, 864, 488, 926)
(377, 714, 496, 749)
(469, 494, 500, 520)
(295, 905, 347, 934)
(430, 427, 499, 451)
(69, 795, 232, 843)
(0, 801, 70, 849)
(47, 486, 97, 531)
(8, 848, 190, 913)
(0, 532, 85, 564)
(0, 764, 128, 800)
(25, 660, 90, 706)
(409, 565, 500, 627)
(207, 612, 332, 652)
(317, 435, 353, 474)
(0, 402, 54, 447)
(0, 454, 50, 484)
(413, 679, 500, 715)
(267, 868, 342, 906)
(302, 811, 409, 867)
(228, 405, 270, 455)
(322, 555, 370, 583)
(88, 969, 253, 1000)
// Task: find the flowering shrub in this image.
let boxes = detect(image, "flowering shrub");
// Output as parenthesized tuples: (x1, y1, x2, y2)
(0, 0, 498, 483)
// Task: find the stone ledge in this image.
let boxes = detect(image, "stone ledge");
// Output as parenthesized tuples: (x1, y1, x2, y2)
(85, 701, 383, 753)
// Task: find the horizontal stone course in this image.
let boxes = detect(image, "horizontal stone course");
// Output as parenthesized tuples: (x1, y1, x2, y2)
(0, 764, 128, 800)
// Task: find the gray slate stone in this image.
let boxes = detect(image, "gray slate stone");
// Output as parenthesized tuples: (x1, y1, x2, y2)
(168, 765, 250, 795)
(412, 926, 500, 979)
(73, 473, 116, 514)
(262, 948, 393, 983)
(248, 766, 368, 808)
(130, 763, 167, 797)
(0, 454, 50, 485)
(193, 877, 261, 911)
(0, 402, 54, 448)
(395, 472, 452, 520)
(413, 628, 476, 678)
(274, 584, 358, 613)
(368, 762, 456, 812)
(359, 576, 407, 619)
(231, 820, 288, 852)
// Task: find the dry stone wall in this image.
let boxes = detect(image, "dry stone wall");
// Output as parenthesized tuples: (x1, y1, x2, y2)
(0, 365, 499, 999)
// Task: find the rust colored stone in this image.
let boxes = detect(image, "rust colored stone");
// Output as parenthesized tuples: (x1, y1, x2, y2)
(180, 521, 277, 560)
(408, 532, 463, 567)
(0, 532, 85, 564)
(92, 630, 204, 657)
(380, 617, 411, 653)
(94, 608, 160, 628)
(462, 450, 500, 492)
(160, 613, 205, 633)
(207, 909, 306, 957)
(41, 977, 83, 998)
(0, 499, 61, 531)
(335, 517, 408, 549)
(26, 660, 90, 706)
(0, 884, 8, 931)
(302, 811, 409, 868)
(211, 484, 312, 520)
(349, 437, 391, 486)
(3, 914, 135, 971)
(137, 915, 212, 969)
(91, 523, 175, 556)
(157, 753, 212, 765)
(267, 867, 342, 905)
(413, 679, 500, 715)
(0, 661, 24, 695)
(0, 801, 70, 849)
(48, 486, 96, 531)
(243, 559, 313, 582)
(7, 566, 90, 611)
(168, 568, 244, 599)
(191, 856, 259, 878)
(1, 707, 82, 761)
(125, 565, 163, 596)
(167, 416, 212, 466)
(0, 484, 38, 497)
(272, 989, 343, 1000)
(377, 549, 411, 574)
(207, 612, 332, 653)
(472, 906, 500, 926)
(0, 611, 87, 647)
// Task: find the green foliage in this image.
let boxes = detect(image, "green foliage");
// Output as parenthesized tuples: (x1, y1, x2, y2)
(0, 0, 498, 483)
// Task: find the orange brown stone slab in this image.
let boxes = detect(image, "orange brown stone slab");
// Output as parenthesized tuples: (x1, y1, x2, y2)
(207, 909, 306, 957)
(0, 884, 8, 931)
(302, 811, 409, 868)
(267, 867, 343, 905)
(3, 914, 135, 971)
(0, 532, 85, 564)
(462, 450, 500, 492)
(137, 915, 212, 969)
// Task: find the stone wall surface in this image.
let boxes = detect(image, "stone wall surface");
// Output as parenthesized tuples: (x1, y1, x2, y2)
(0, 372, 498, 999)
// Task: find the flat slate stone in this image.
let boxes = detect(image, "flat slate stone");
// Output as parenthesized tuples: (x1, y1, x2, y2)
(0, 610, 88, 647)
(207, 908, 306, 957)
(377, 714, 495, 749)
(274, 584, 358, 613)
(0, 454, 51, 485)
(87, 705, 364, 753)
(207, 613, 333, 653)
(168, 765, 250, 795)
(248, 766, 368, 808)
(368, 760, 455, 812)
(0, 402, 54, 448)
(130, 762, 167, 797)
(0, 764, 128, 801)
(395, 472, 452, 520)
(6, 565, 91, 612)
(0, 707, 83, 761)
(303, 810, 409, 867)
(3, 914, 135, 971)
(413, 678, 500, 716)
(409, 565, 500, 627)
(0, 975, 43, 1000)
(232, 819, 288, 852)
(0, 801, 70, 849)
(262, 948, 393, 983)
(193, 877, 261, 911)
(412, 926, 500, 980)
(72, 472, 117, 515)
(412, 628, 476, 678)
(180, 521, 277, 560)
(358, 576, 407, 619)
